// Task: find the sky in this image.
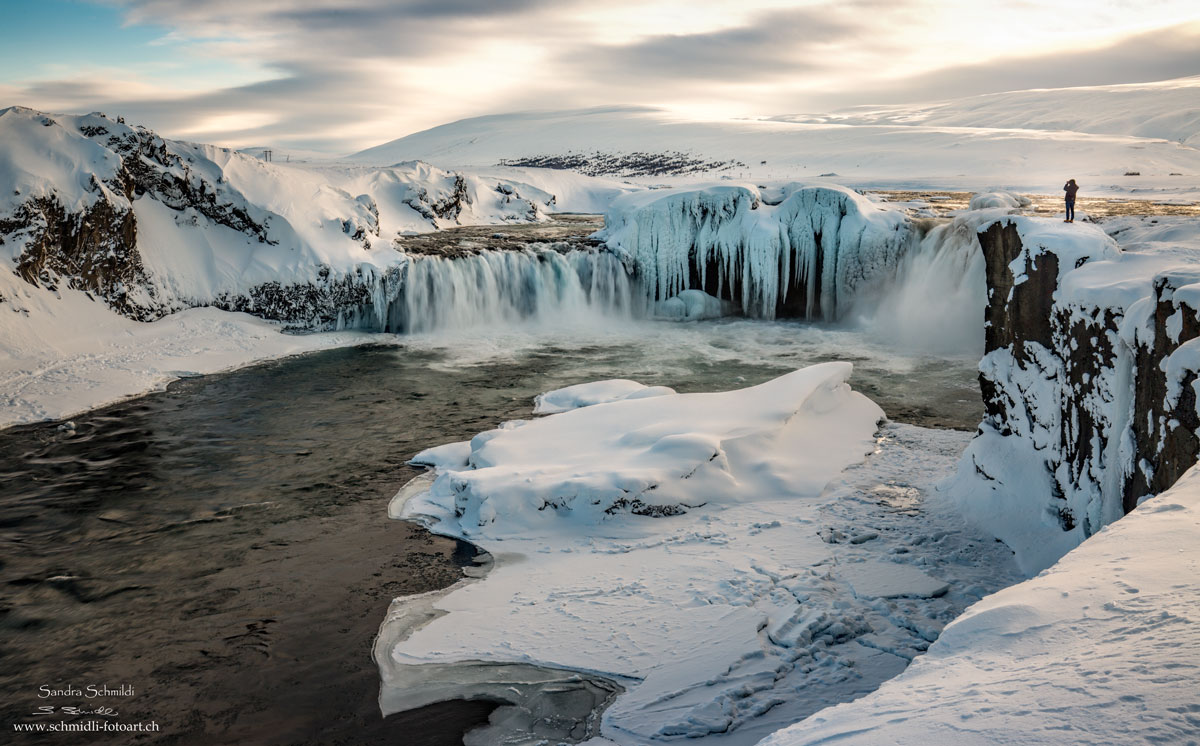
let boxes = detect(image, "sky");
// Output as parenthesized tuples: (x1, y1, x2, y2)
(1, 0, 1198, 155)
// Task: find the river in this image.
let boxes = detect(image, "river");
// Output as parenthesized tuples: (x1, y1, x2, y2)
(0, 318, 982, 744)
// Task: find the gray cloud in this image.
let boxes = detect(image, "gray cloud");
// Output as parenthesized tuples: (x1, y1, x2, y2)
(808, 21, 1200, 108)
(4, 1, 1197, 154)
(577, 8, 862, 80)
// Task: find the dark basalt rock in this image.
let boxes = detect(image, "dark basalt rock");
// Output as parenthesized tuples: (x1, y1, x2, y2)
(1124, 279, 1200, 511)
(0, 194, 153, 318)
(498, 151, 747, 178)
(975, 220, 1200, 533)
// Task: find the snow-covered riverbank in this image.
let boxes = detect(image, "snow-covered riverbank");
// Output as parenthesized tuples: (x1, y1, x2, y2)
(0, 271, 379, 428)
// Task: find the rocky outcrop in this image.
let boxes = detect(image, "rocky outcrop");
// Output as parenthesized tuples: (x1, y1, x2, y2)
(1, 194, 150, 317)
(956, 217, 1200, 572)
(1124, 277, 1200, 510)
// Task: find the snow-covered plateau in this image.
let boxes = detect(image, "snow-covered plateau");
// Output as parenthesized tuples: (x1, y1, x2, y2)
(350, 77, 1200, 199)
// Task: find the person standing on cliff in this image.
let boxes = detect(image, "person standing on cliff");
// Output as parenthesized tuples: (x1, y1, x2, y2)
(1064, 179, 1079, 223)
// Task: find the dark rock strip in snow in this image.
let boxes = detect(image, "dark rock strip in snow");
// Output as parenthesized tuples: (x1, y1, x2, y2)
(952, 215, 1200, 572)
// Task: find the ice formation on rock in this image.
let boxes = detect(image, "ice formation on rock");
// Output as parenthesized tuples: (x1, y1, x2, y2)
(597, 183, 914, 320)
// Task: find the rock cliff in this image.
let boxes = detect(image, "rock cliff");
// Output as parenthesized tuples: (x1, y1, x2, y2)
(955, 216, 1200, 572)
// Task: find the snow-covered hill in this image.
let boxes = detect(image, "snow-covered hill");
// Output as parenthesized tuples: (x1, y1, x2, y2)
(775, 76, 1200, 146)
(0, 106, 634, 323)
(0, 106, 637, 425)
(348, 79, 1200, 195)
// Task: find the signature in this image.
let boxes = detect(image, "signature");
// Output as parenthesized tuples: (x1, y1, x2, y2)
(31, 705, 119, 717)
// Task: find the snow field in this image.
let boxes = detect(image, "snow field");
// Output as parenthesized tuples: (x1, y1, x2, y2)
(759, 466, 1200, 746)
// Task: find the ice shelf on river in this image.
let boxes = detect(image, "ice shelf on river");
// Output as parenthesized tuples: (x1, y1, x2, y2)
(381, 365, 1021, 744)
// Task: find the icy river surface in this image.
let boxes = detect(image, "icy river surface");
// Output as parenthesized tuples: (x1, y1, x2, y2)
(1, 318, 1006, 745)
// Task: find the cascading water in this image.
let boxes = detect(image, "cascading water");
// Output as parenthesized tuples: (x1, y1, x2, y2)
(851, 216, 988, 356)
(331, 186, 991, 358)
(341, 247, 644, 333)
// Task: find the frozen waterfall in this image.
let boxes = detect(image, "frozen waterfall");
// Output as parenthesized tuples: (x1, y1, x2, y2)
(596, 183, 915, 320)
(330, 185, 990, 353)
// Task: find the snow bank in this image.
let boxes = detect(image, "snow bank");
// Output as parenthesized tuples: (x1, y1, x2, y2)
(597, 183, 913, 320)
(0, 269, 374, 428)
(533, 379, 676, 414)
(381, 368, 1022, 744)
(967, 191, 1031, 210)
(405, 363, 881, 530)
(759, 467, 1200, 746)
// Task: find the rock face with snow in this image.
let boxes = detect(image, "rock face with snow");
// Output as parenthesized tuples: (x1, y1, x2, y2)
(952, 215, 1200, 572)
(0, 107, 559, 328)
(597, 183, 914, 320)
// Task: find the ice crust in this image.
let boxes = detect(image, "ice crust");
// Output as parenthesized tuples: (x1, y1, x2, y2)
(382, 367, 1022, 744)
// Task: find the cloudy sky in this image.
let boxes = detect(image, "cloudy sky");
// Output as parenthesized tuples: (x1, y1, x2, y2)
(1, 0, 1198, 154)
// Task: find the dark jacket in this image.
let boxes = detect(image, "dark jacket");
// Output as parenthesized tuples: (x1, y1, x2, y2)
(1064, 182, 1079, 200)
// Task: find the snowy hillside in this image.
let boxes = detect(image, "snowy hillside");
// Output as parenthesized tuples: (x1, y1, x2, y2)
(776, 76, 1200, 146)
(0, 106, 618, 323)
(0, 106, 637, 425)
(348, 79, 1200, 195)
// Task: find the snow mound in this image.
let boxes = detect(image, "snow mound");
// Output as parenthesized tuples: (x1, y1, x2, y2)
(655, 289, 734, 321)
(405, 363, 883, 532)
(967, 191, 1031, 210)
(382, 381, 1021, 744)
(533, 379, 676, 414)
(760, 466, 1200, 746)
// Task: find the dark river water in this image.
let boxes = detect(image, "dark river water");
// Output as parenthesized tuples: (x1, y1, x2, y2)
(0, 320, 983, 745)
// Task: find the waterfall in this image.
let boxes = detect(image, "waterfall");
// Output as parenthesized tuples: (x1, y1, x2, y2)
(342, 247, 643, 333)
(851, 215, 990, 356)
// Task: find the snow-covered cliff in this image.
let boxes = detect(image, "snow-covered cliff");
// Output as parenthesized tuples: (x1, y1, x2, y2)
(0, 106, 566, 326)
(949, 215, 1200, 573)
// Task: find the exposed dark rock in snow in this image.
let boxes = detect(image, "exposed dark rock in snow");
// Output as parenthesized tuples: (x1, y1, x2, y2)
(1, 194, 150, 317)
(1125, 277, 1200, 510)
(964, 217, 1200, 570)
(498, 151, 746, 178)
